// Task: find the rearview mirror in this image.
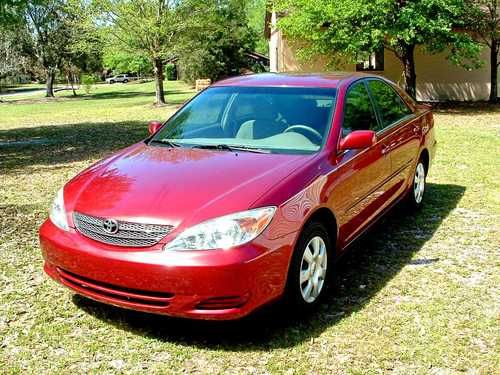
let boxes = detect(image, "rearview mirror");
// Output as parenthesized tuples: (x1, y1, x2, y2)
(148, 120, 163, 135)
(339, 130, 377, 151)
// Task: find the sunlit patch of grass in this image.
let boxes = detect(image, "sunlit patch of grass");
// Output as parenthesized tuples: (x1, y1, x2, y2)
(0, 92, 499, 373)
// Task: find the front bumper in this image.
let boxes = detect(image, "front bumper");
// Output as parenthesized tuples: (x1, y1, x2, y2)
(40, 219, 295, 320)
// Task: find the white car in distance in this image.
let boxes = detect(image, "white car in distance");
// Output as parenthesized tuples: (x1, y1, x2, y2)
(105, 74, 134, 84)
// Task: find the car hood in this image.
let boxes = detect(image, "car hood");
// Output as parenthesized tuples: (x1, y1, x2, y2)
(64, 143, 313, 228)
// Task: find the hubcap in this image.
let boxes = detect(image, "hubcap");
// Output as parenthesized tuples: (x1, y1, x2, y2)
(414, 162, 425, 204)
(299, 236, 327, 303)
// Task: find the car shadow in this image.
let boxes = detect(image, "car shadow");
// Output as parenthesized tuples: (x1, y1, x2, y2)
(73, 182, 465, 350)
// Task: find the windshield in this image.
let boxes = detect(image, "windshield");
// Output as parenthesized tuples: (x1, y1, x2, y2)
(150, 86, 337, 154)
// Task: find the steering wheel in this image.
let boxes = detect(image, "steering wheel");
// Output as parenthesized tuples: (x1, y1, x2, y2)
(284, 125, 323, 144)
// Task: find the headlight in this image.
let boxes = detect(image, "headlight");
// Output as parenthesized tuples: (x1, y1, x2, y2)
(164, 207, 276, 251)
(49, 187, 69, 231)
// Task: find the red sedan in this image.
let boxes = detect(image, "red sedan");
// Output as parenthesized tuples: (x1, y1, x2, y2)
(39, 73, 436, 320)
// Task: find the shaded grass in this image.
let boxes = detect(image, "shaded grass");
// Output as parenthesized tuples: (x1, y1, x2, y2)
(0, 90, 499, 373)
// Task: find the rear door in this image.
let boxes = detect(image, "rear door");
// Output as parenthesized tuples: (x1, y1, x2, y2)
(333, 81, 392, 247)
(367, 79, 420, 197)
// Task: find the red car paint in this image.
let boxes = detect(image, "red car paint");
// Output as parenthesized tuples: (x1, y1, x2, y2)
(39, 73, 436, 320)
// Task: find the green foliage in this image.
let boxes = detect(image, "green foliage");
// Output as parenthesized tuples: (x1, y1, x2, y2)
(461, 0, 499, 102)
(10, 0, 103, 96)
(0, 27, 28, 81)
(81, 73, 98, 94)
(462, 0, 499, 45)
(0, 0, 29, 25)
(247, 0, 268, 55)
(63, 0, 104, 75)
(176, 0, 257, 83)
(277, 0, 478, 62)
(275, 0, 482, 96)
(103, 47, 151, 76)
(95, 0, 189, 104)
(165, 63, 177, 80)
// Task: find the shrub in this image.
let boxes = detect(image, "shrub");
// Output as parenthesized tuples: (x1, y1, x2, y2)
(165, 63, 177, 81)
(81, 74, 98, 94)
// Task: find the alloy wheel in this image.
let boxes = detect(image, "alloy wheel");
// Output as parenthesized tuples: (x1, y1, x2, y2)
(414, 162, 426, 204)
(299, 236, 327, 303)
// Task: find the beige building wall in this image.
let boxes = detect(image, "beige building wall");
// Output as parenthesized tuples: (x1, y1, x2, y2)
(269, 20, 498, 101)
(383, 47, 497, 101)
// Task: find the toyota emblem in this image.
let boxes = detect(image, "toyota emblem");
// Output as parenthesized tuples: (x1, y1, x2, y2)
(102, 219, 119, 234)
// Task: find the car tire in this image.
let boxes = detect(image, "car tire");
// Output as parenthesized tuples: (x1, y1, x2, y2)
(283, 221, 332, 314)
(109, 80, 115, 84)
(123, 79, 128, 83)
(406, 157, 427, 210)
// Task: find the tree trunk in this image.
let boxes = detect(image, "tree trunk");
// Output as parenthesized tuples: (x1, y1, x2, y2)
(153, 58, 166, 105)
(66, 73, 76, 96)
(401, 45, 417, 100)
(46, 70, 55, 97)
(490, 39, 498, 103)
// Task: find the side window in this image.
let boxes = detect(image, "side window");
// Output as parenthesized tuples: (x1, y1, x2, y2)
(342, 82, 378, 137)
(368, 80, 412, 128)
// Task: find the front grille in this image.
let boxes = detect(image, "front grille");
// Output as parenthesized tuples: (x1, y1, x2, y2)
(73, 212, 174, 247)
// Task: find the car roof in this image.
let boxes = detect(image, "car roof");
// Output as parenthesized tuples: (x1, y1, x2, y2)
(212, 72, 375, 89)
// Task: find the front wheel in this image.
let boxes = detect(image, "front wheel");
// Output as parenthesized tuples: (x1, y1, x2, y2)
(407, 158, 427, 209)
(283, 221, 332, 312)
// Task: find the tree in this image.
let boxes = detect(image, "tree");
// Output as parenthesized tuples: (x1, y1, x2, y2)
(0, 29, 28, 90)
(1, 1, 32, 94)
(464, 0, 499, 103)
(176, 0, 256, 83)
(247, 0, 268, 55)
(103, 47, 151, 77)
(59, 0, 104, 95)
(0, 0, 29, 25)
(23, 0, 75, 97)
(276, 0, 481, 99)
(96, 0, 186, 105)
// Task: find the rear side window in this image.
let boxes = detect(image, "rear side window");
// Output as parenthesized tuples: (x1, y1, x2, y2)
(342, 82, 378, 137)
(368, 80, 412, 127)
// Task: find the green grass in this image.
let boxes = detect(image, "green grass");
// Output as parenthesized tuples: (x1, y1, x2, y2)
(0, 84, 499, 374)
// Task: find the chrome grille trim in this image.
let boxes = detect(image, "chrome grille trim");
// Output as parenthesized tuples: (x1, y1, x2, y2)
(73, 212, 174, 247)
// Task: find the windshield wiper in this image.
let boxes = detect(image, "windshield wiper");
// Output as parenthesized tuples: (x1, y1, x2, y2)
(191, 144, 271, 154)
(149, 139, 182, 148)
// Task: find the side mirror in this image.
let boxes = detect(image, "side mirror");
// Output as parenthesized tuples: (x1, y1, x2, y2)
(148, 120, 163, 135)
(339, 130, 377, 151)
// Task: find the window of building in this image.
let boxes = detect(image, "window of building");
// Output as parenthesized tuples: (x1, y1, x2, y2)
(356, 49, 385, 71)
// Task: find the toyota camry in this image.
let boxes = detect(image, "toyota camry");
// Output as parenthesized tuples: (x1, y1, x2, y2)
(39, 73, 436, 320)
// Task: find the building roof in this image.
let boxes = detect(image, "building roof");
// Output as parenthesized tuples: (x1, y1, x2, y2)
(213, 72, 364, 88)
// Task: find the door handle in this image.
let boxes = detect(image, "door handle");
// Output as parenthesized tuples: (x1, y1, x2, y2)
(381, 145, 390, 155)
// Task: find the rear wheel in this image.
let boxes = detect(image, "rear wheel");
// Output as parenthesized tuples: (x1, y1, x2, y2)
(407, 158, 427, 209)
(123, 79, 128, 83)
(283, 221, 332, 312)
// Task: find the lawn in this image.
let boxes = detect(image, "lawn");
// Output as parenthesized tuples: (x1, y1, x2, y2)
(0, 82, 499, 374)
